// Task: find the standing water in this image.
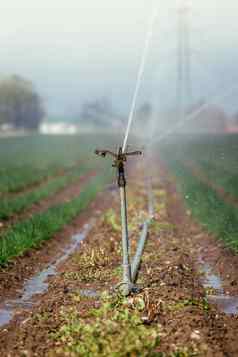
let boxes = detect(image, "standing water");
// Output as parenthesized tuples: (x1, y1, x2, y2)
(0, 221, 94, 328)
(200, 259, 238, 315)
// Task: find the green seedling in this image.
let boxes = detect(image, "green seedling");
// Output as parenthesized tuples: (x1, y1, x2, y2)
(52, 293, 161, 357)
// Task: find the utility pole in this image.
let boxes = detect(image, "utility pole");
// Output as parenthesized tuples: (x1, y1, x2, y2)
(177, 0, 192, 121)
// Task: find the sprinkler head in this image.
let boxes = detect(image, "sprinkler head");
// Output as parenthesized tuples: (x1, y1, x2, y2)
(95, 147, 143, 188)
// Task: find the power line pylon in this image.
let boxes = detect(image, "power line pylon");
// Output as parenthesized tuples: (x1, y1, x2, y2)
(177, 0, 192, 121)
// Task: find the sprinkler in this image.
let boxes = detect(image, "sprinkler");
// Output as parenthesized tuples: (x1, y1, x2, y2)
(95, 147, 142, 187)
(95, 147, 142, 295)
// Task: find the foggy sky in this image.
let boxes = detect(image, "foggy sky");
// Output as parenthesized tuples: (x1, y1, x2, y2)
(1, 0, 238, 117)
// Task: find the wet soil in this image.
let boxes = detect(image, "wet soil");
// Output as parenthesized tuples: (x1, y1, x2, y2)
(0, 184, 112, 302)
(0, 162, 238, 356)
(170, 159, 238, 296)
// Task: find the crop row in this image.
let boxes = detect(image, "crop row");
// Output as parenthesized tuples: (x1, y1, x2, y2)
(0, 165, 90, 221)
(186, 160, 238, 200)
(159, 134, 238, 253)
(162, 157, 238, 252)
(0, 134, 118, 194)
(161, 134, 238, 200)
(0, 172, 113, 266)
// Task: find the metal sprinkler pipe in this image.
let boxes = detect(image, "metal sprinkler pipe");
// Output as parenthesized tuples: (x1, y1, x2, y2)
(95, 147, 142, 296)
(131, 219, 150, 283)
(119, 185, 132, 295)
(131, 174, 154, 283)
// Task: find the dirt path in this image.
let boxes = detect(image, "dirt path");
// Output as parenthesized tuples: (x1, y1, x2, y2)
(0, 162, 237, 356)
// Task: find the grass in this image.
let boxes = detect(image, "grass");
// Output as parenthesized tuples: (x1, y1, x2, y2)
(0, 173, 112, 266)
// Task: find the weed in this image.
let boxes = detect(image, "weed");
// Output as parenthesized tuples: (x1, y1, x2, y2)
(112, 266, 123, 277)
(169, 298, 209, 312)
(104, 209, 121, 232)
(52, 292, 161, 356)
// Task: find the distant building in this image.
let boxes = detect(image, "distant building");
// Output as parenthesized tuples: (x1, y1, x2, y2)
(182, 104, 228, 134)
(226, 113, 238, 133)
(0, 123, 14, 132)
(226, 125, 238, 134)
(39, 121, 78, 135)
(0, 123, 28, 137)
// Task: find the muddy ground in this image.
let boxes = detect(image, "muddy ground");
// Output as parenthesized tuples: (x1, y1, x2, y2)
(0, 161, 238, 356)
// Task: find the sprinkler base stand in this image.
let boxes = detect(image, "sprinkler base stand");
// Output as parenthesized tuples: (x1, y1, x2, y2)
(115, 282, 141, 296)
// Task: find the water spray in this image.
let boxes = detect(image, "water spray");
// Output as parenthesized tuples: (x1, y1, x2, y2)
(151, 84, 238, 146)
(94, 3, 159, 295)
(122, 5, 159, 153)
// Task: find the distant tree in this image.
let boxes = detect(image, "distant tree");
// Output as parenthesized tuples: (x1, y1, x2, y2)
(0, 75, 44, 130)
(81, 97, 124, 128)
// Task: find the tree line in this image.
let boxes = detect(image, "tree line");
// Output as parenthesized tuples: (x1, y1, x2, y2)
(0, 75, 44, 130)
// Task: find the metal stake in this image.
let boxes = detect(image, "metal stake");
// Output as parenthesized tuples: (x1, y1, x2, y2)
(120, 186, 132, 295)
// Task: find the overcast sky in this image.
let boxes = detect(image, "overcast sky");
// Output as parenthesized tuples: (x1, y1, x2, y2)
(1, 0, 238, 117)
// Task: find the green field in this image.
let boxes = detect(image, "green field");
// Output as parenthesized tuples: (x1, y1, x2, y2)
(4, 132, 238, 264)
(0, 134, 117, 265)
(160, 134, 238, 253)
(0, 134, 116, 193)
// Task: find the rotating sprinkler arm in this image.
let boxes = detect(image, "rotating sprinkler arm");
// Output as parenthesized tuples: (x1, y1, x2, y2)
(124, 150, 142, 157)
(94, 149, 117, 159)
(95, 147, 142, 187)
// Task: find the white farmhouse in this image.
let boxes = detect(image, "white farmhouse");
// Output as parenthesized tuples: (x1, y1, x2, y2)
(39, 121, 78, 135)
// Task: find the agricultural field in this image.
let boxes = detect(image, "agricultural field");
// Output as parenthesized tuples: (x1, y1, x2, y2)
(0, 133, 238, 356)
(159, 134, 238, 252)
(0, 134, 116, 265)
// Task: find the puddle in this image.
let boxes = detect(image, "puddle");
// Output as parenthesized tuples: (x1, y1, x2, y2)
(200, 263, 223, 292)
(79, 289, 99, 298)
(207, 295, 238, 315)
(0, 221, 94, 328)
(0, 309, 13, 327)
(199, 258, 238, 315)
